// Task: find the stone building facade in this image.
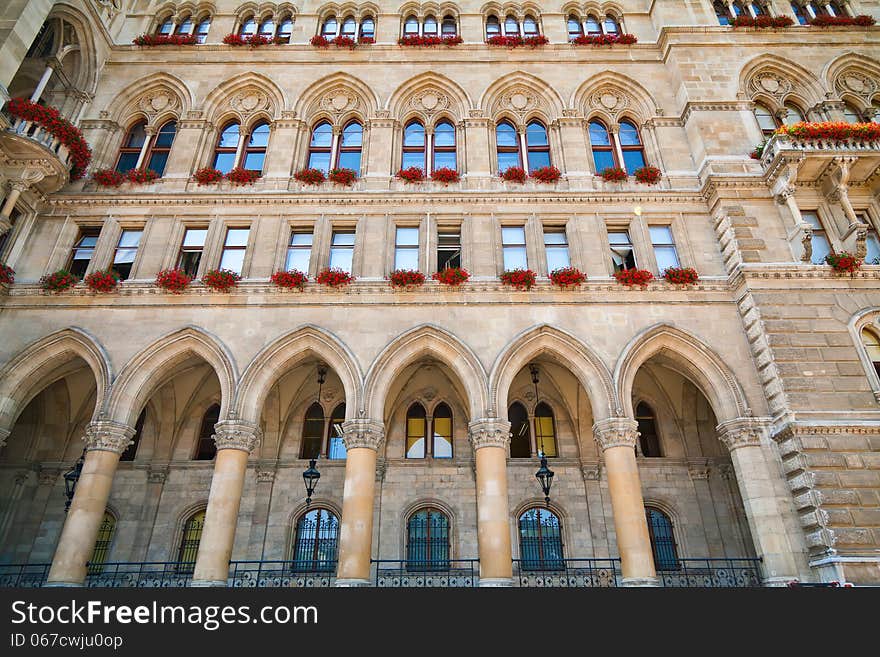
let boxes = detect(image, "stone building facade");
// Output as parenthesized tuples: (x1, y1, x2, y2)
(0, 0, 878, 587)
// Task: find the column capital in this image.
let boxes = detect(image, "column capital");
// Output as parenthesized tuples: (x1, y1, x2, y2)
(716, 417, 770, 452)
(83, 420, 136, 454)
(213, 420, 261, 453)
(147, 464, 169, 484)
(592, 417, 639, 450)
(468, 418, 511, 450)
(37, 466, 63, 486)
(341, 418, 385, 450)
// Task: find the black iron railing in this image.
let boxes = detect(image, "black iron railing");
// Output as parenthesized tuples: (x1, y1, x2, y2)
(228, 560, 337, 587)
(513, 558, 621, 587)
(372, 559, 479, 587)
(0, 563, 51, 588)
(83, 562, 194, 587)
(655, 558, 763, 587)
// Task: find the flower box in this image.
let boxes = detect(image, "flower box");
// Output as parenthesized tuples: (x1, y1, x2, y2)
(432, 267, 470, 286)
(133, 34, 198, 46)
(731, 15, 794, 28)
(333, 36, 358, 49)
(531, 166, 561, 184)
(223, 33, 283, 47)
(194, 167, 224, 185)
(202, 268, 241, 292)
(270, 269, 308, 290)
(316, 267, 354, 287)
(825, 251, 862, 275)
(294, 168, 327, 185)
(600, 166, 628, 182)
(431, 167, 460, 185)
(329, 168, 358, 185)
(92, 169, 126, 187)
(7, 98, 91, 180)
(614, 268, 654, 286)
(360, 37, 375, 45)
(40, 269, 79, 293)
(571, 33, 638, 46)
(389, 269, 426, 288)
(500, 268, 537, 290)
(0, 264, 15, 285)
(126, 168, 159, 184)
(749, 141, 766, 159)
(809, 15, 875, 27)
(550, 267, 586, 288)
(662, 267, 699, 285)
(84, 269, 120, 293)
(396, 166, 426, 183)
(774, 121, 880, 141)
(634, 166, 661, 185)
(226, 167, 260, 185)
(311, 35, 331, 47)
(398, 35, 463, 46)
(155, 268, 193, 294)
(500, 166, 527, 184)
(487, 35, 548, 48)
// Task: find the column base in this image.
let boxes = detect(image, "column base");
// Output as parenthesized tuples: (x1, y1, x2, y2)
(620, 576, 660, 587)
(478, 577, 513, 587)
(44, 581, 84, 588)
(334, 578, 372, 587)
(189, 580, 228, 588)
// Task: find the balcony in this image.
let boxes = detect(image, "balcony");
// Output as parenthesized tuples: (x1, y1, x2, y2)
(760, 128, 880, 186)
(0, 116, 75, 195)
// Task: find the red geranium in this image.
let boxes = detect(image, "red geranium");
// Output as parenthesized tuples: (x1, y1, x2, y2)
(396, 166, 426, 183)
(500, 268, 537, 290)
(360, 36, 375, 44)
(226, 167, 260, 185)
(329, 168, 358, 185)
(311, 35, 330, 47)
(316, 267, 354, 287)
(732, 15, 794, 28)
(809, 15, 875, 27)
(432, 267, 470, 286)
(634, 166, 661, 185)
(334, 36, 357, 49)
(40, 269, 79, 293)
(126, 168, 159, 184)
(825, 252, 862, 275)
(398, 35, 463, 46)
(600, 166, 628, 182)
(531, 166, 561, 183)
(92, 169, 126, 187)
(84, 269, 120, 293)
(7, 98, 92, 180)
(571, 33, 639, 46)
(550, 267, 586, 288)
(155, 268, 193, 294)
(0, 264, 15, 285)
(133, 33, 198, 46)
(662, 267, 699, 285)
(223, 33, 281, 47)
(294, 168, 327, 185)
(388, 269, 426, 288)
(775, 122, 880, 142)
(270, 269, 308, 290)
(500, 166, 527, 184)
(202, 268, 241, 292)
(194, 167, 224, 185)
(614, 268, 654, 286)
(431, 167, 460, 184)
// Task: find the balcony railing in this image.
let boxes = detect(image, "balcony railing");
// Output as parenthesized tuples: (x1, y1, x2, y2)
(228, 560, 336, 587)
(760, 131, 880, 184)
(0, 563, 50, 588)
(372, 559, 479, 587)
(84, 562, 194, 587)
(513, 558, 621, 587)
(655, 558, 763, 588)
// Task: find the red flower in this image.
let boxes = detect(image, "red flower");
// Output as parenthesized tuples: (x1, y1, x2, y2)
(825, 251, 862, 275)
(311, 35, 330, 47)
(530, 166, 561, 183)
(270, 269, 309, 290)
(329, 168, 358, 185)
(223, 33, 278, 47)
(398, 35, 463, 46)
(333, 36, 358, 49)
(201, 268, 241, 292)
(500, 268, 537, 290)
(388, 269, 426, 288)
(809, 15, 875, 27)
(571, 33, 638, 46)
(316, 267, 354, 287)
(92, 169, 126, 187)
(614, 268, 654, 286)
(432, 267, 470, 286)
(487, 34, 548, 47)
(84, 269, 120, 293)
(732, 15, 794, 28)
(226, 167, 260, 185)
(294, 168, 327, 185)
(7, 98, 91, 180)
(634, 166, 661, 185)
(775, 121, 880, 142)
(155, 268, 193, 294)
(431, 167, 460, 184)
(500, 166, 527, 184)
(0, 263, 15, 285)
(396, 166, 426, 183)
(662, 267, 699, 285)
(133, 33, 198, 46)
(194, 167, 224, 185)
(126, 168, 159, 184)
(600, 166, 628, 182)
(550, 267, 586, 288)
(40, 269, 79, 293)
(360, 36, 376, 44)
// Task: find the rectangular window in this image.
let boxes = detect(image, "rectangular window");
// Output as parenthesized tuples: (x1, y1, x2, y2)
(501, 226, 528, 270)
(437, 229, 461, 270)
(329, 230, 355, 274)
(394, 226, 420, 270)
(608, 229, 636, 271)
(69, 227, 100, 278)
(802, 211, 831, 265)
(177, 228, 208, 278)
(112, 229, 143, 280)
(544, 228, 570, 272)
(285, 230, 313, 272)
(218, 227, 250, 275)
(649, 225, 680, 272)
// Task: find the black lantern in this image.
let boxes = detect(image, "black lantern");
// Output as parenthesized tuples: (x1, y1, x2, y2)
(535, 453, 555, 506)
(63, 450, 85, 512)
(302, 458, 320, 507)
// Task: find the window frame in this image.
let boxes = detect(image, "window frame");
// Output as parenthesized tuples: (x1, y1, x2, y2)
(648, 224, 681, 273)
(496, 120, 522, 172)
(291, 508, 340, 572)
(218, 226, 251, 275)
(213, 121, 241, 174)
(111, 228, 143, 281)
(501, 224, 528, 271)
(406, 507, 451, 571)
(68, 226, 101, 278)
(328, 228, 356, 274)
(432, 120, 457, 172)
(177, 226, 209, 278)
(402, 120, 427, 171)
(242, 121, 270, 173)
(518, 507, 564, 571)
(645, 507, 679, 571)
(608, 227, 637, 272)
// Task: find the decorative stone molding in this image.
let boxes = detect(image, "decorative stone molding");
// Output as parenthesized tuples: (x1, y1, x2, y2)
(255, 467, 276, 483)
(467, 419, 512, 450)
(592, 417, 639, 451)
(716, 417, 770, 452)
(0, 427, 9, 448)
(341, 419, 385, 450)
(688, 463, 710, 481)
(717, 463, 735, 481)
(212, 420, 261, 453)
(147, 464, 169, 484)
(581, 462, 602, 481)
(375, 457, 387, 482)
(84, 421, 137, 454)
(37, 467, 63, 486)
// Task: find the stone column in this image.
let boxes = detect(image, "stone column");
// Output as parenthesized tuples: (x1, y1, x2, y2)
(364, 114, 396, 187)
(468, 418, 513, 586)
(191, 420, 260, 587)
(593, 418, 657, 586)
(335, 419, 384, 586)
(0, 181, 27, 235)
(717, 418, 800, 586)
(46, 422, 135, 586)
(263, 113, 299, 179)
(463, 113, 491, 180)
(161, 116, 211, 179)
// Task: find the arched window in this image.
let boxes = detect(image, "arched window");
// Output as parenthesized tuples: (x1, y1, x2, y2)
(277, 17, 292, 43)
(751, 2, 765, 15)
(114, 121, 147, 173)
(213, 122, 240, 174)
(714, 1, 732, 25)
(534, 402, 557, 457)
(782, 103, 805, 125)
(88, 511, 116, 575)
(496, 120, 521, 172)
(433, 120, 456, 171)
(321, 16, 338, 37)
(828, 1, 845, 15)
(424, 15, 438, 36)
(525, 120, 550, 171)
(176, 15, 194, 34)
(157, 17, 174, 35)
(406, 403, 427, 458)
(291, 508, 339, 571)
(301, 402, 324, 459)
(242, 121, 269, 172)
(619, 120, 646, 174)
(509, 402, 530, 458)
(791, 2, 808, 24)
(754, 103, 778, 135)
(196, 17, 212, 43)
(337, 121, 363, 172)
(585, 15, 601, 34)
(523, 16, 538, 36)
(432, 403, 453, 458)
(327, 403, 347, 459)
(307, 121, 333, 173)
(732, 1, 745, 16)
(177, 510, 205, 571)
(646, 507, 679, 570)
(441, 16, 457, 36)
(505, 15, 520, 35)
(873, 101, 880, 123)
(360, 17, 375, 40)
(239, 17, 257, 37)
(635, 402, 662, 457)
(567, 15, 583, 40)
(518, 508, 563, 570)
(120, 409, 146, 462)
(146, 120, 176, 176)
(604, 15, 620, 34)
(486, 15, 501, 38)
(843, 104, 863, 123)
(341, 16, 357, 38)
(588, 120, 614, 172)
(862, 328, 880, 379)
(404, 15, 419, 36)
(407, 507, 450, 570)
(402, 120, 426, 170)
(194, 404, 220, 460)
(259, 18, 275, 38)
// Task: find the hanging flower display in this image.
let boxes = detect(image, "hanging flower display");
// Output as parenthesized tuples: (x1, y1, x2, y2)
(614, 268, 654, 286)
(155, 268, 193, 294)
(132, 34, 198, 46)
(398, 35, 463, 46)
(500, 268, 537, 290)
(500, 166, 527, 183)
(774, 122, 880, 141)
(571, 33, 638, 46)
(396, 166, 426, 183)
(634, 166, 662, 185)
(731, 15, 794, 28)
(270, 269, 309, 290)
(311, 35, 331, 47)
(0, 264, 15, 285)
(329, 168, 358, 185)
(333, 36, 358, 49)
(40, 269, 79, 293)
(6, 98, 92, 180)
(226, 167, 260, 185)
(316, 267, 354, 287)
(389, 269, 426, 288)
(550, 267, 586, 288)
(824, 252, 862, 275)
(662, 267, 700, 285)
(530, 166, 561, 183)
(809, 15, 875, 27)
(222, 33, 284, 47)
(431, 167, 460, 184)
(126, 168, 159, 184)
(84, 269, 120, 293)
(432, 267, 470, 286)
(201, 268, 242, 291)
(194, 167, 224, 185)
(600, 166, 628, 182)
(294, 168, 327, 185)
(92, 169, 126, 187)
